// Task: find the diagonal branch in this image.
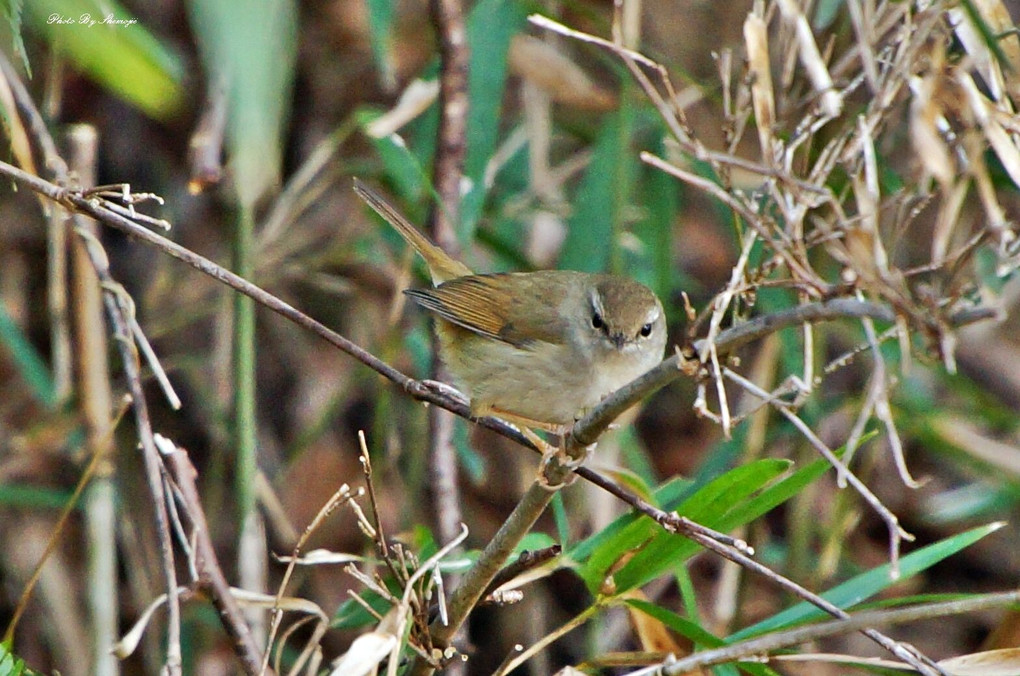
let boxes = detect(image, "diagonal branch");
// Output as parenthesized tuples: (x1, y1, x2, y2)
(570, 298, 998, 447)
(659, 588, 1017, 675)
(0, 161, 997, 676)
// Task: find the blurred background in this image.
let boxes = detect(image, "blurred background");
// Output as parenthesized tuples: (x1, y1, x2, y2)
(0, 0, 1019, 674)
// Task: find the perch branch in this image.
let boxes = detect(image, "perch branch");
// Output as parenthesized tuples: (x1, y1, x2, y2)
(0, 161, 997, 676)
(659, 588, 1018, 675)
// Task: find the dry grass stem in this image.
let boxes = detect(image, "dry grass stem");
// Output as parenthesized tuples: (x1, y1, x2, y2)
(3, 2, 1017, 671)
(262, 483, 358, 675)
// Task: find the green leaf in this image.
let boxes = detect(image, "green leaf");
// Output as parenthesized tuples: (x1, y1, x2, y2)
(358, 0, 523, 238)
(559, 109, 630, 273)
(617, 426, 659, 489)
(609, 459, 792, 592)
(812, 0, 845, 30)
(517, 531, 558, 552)
(570, 460, 788, 591)
(552, 492, 569, 547)
(0, 639, 30, 676)
(568, 449, 841, 597)
(1, 0, 30, 76)
(332, 585, 394, 629)
(975, 244, 1009, 295)
(453, 417, 486, 484)
(720, 441, 858, 530)
(729, 521, 1006, 640)
(459, 0, 526, 236)
(565, 475, 690, 565)
(364, 0, 395, 90)
(634, 142, 680, 301)
(358, 108, 430, 204)
(0, 302, 56, 408)
(922, 480, 1018, 525)
(0, 484, 74, 510)
(624, 599, 725, 647)
(24, 0, 182, 119)
(623, 600, 781, 676)
(187, 0, 297, 208)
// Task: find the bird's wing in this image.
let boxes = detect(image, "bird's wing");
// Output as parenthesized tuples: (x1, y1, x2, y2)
(405, 273, 568, 347)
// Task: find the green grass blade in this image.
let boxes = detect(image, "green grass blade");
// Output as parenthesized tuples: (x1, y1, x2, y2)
(719, 440, 862, 530)
(459, 0, 526, 236)
(2, 0, 30, 76)
(25, 0, 182, 119)
(0, 485, 74, 510)
(609, 459, 792, 592)
(564, 475, 690, 566)
(559, 109, 630, 273)
(358, 108, 430, 202)
(572, 459, 789, 591)
(364, 0, 395, 90)
(625, 598, 725, 647)
(729, 521, 1006, 640)
(0, 639, 30, 676)
(187, 0, 297, 208)
(634, 142, 680, 301)
(623, 600, 781, 675)
(0, 303, 56, 408)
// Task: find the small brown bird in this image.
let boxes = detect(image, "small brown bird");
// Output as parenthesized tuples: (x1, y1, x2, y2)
(355, 180, 667, 433)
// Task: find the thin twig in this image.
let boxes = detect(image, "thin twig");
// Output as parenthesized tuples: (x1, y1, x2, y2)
(396, 525, 471, 676)
(414, 472, 570, 674)
(479, 545, 562, 600)
(160, 439, 269, 676)
(1, 158, 1001, 461)
(570, 297, 997, 448)
(495, 603, 600, 675)
(65, 123, 120, 676)
(657, 590, 1019, 675)
(0, 52, 186, 673)
(723, 367, 915, 577)
(426, 0, 471, 566)
(428, 0, 469, 247)
(2, 401, 128, 644)
(0, 160, 999, 676)
(261, 483, 356, 676)
(98, 252, 185, 675)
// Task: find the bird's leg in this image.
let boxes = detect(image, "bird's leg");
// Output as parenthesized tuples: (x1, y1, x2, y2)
(521, 426, 557, 456)
(465, 403, 594, 486)
(471, 405, 564, 447)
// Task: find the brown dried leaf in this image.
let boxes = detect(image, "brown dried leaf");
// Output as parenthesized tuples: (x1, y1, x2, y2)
(951, 0, 1020, 105)
(508, 35, 616, 111)
(744, 12, 775, 160)
(958, 71, 1020, 190)
(623, 590, 685, 655)
(777, 0, 841, 117)
(940, 648, 1020, 676)
(909, 73, 955, 186)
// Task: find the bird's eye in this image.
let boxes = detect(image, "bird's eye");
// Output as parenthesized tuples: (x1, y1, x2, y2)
(591, 312, 604, 330)
(639, 323, 653, 338)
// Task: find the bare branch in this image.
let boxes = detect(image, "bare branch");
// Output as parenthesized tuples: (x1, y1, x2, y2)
(161, 440, 269, 675)
(658, 588, 1017, 675)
